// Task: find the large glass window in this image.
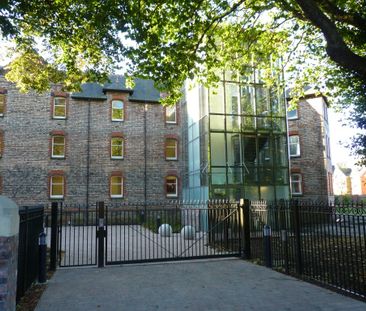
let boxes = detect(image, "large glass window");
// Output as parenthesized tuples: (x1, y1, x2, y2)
(166, 105, 177, 123)
(166, 176, 178, 197)
(53, 97, 66, 119)
(110, 175, 123, 198)
(225, 83, 239, 114)
(52, 136, 65, 158)
(209, 83, 224, 113)
(291, 174, 302, 195)
(166, 138, 178, 160)
(240, 85, 255, 115)
(111, 137, 124, 159)
(111, 100, 124, 121)
(210, 133, 226, 166)
(50, 175, 64, 199)
(0, 94, 5, 116)
(289, 135, 300, 157)
(256, 87, 270, 115)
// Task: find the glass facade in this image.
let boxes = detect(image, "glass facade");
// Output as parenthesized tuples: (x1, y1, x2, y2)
(183, 70, 290, 201)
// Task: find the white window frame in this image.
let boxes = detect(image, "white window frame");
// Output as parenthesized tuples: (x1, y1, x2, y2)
(51, 135, 65, 158)
(50, 175, 64, 199)
(166, 176, 178, 197)
(165, 139, 178, 160)
(165, 105, 177, 124)
(0, 94, 5, 117)
(111, 100, 124, 121)
(287, 108, 298, 120)
(110, 176, 123, 198)
(111, 137, 124, 159)
(289, 135, 300, 157)
(291, 173, 303, 195)
(53, 97, 66, 119)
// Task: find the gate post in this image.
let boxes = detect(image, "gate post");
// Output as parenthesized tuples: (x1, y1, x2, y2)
(50, 202, 58, 271)
(292, 199, 303, 275)
(243, 199, 251, 260)
(97, 201, 106, 268)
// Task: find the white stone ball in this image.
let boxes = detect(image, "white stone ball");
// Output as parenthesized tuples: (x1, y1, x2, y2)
(181, 225, 195, 240)
(158, 224, 172, 237)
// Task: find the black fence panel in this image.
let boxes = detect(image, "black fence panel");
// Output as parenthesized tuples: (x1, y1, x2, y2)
(105, 200, 241, 264)
(249, 200, 366, 301)
(17, 205, 44, 302)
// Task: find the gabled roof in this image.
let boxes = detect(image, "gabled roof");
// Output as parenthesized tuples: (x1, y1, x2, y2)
(71, 75, 160, 103)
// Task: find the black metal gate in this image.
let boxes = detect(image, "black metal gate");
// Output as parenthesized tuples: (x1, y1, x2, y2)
(53, 201, 244, 267)
(103, 201, 242, 265)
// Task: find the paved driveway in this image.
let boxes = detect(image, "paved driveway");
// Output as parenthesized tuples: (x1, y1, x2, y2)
(35, 258, 365, 311)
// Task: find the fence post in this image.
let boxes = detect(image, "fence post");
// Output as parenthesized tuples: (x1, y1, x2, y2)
(97, 201, 106, 268)
(281, 229, 289, 274)
(293, 199, 303, 275)
(263, 225, 272, 268)
(0, 196, 19, 311)
(50, 202, 58, 271)
(242, 199, 251, 260)
(38, 232, 47, 283)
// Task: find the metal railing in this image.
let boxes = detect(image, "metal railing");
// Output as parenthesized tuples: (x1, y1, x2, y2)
(17, 205, 44, 302)
(249, 200, 366, 300)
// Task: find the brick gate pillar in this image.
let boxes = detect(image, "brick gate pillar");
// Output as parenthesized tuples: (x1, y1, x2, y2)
(0, 196, 19, 311)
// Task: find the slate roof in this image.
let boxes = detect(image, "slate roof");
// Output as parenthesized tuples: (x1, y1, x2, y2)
(71, 75, 160, 103)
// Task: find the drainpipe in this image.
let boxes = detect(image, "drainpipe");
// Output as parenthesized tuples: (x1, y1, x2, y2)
(144, 103, 147, 209)
(86, 99, 91, 207)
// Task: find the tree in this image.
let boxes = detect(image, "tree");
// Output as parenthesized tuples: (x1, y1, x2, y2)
(0, 0, 365, 163)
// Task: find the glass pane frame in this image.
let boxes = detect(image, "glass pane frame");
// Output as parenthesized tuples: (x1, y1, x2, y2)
(165, 105, 177, 124)
(50, 175, 64, 199)
(111, 137, 124, 159)
(291, 173, 303, 195)
(111, 100, 124, 121)
(289, 135, 300, 157)
(0, 94, 5, 116)
(165, 138, 178, 160)
(110, 176, 124, 198)
(53, 97, 66, 119)
(166, 176, 178, 197)
(51, 135, 65, 158)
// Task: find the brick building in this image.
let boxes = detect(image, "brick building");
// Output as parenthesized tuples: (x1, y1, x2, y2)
(0, 71, 183, 206)
(287, 88, 333, 201)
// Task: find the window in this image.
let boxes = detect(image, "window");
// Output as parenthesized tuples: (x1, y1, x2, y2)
(50, 175, 65, 199)
(111, 137, 124, 159)
(166, 176, 178, 197)
(0, 93, 5, 116)
(165, 139, 178, 160)
(287, 109, 298, 120)
(291, 174, 302, 195)
(53, 97, 66, 119)
(52, 135, 65, 158)
(110, 175, 123, 198)
(112, 100, 124, 121)
(0, 131, 3, 157)
(289, 135, 300, 157)
(165, 105, 177, 124)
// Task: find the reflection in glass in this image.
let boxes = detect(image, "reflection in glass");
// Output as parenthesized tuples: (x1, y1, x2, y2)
(241, 85, 255, 115)
(256, 87, 270, 115)
(225, 83, 239, 114)
(211, 167, 226, 185)
(209, 83, 225, 113)
(226, 133, 241, 166)
(210, 115, 225, 130)
(210, 133, 226, 166)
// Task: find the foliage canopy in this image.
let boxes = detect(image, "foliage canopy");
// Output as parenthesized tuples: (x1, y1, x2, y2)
(1, 0, 366, 164)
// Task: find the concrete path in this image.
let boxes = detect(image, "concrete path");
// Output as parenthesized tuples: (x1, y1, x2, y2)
(35, 259, 365, 311)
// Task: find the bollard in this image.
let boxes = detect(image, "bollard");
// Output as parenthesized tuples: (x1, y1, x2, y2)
(156, 215, 161, 233)
(263, 225, 272, 268)
(38, 231, 47, 283)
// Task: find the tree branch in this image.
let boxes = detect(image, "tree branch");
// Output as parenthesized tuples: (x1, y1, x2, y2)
(295, 0, 366, 78)
(316, 0, 366, 31)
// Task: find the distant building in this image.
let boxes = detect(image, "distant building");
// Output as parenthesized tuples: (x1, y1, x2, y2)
(0, 72, 183, 206)
(287, 88, 333, 201)
(333, 164, 352, 195)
